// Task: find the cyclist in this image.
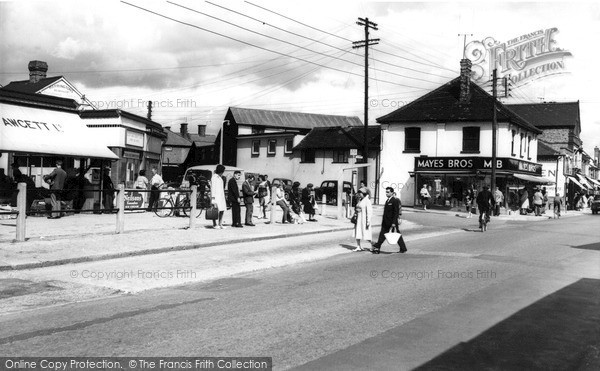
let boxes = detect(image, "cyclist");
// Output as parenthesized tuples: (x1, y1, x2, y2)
(476, 184, 495, 229)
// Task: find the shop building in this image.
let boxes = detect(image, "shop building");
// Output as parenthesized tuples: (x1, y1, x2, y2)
(377, 59, 547, 209)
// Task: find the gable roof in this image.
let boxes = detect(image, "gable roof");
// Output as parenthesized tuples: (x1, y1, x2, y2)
(1, 76, 64, 94)
(294, 126, 380, 150)
(188, 133, 217, 147)
(537, 141, 561, 157)
(164, 128, 193, 147)
(376, 77, 542, 134)
(227, 107, 362, 130)
(0, 88, 79, 111)
(505, 102, 581, 134)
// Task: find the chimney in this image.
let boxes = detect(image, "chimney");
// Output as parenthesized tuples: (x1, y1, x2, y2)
(595, 146, 599, 166)
(180, 123, 188, 137)
(28, 60, 48, 83)
(459, 59, 472, 104)
(197, 124, 206, 136)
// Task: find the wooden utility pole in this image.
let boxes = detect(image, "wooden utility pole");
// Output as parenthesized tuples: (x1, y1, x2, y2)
(353, 17, 379, 182)
(491, 68, 498, 196)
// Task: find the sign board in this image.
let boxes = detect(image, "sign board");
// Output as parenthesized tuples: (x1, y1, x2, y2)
(124, 190, 144, 210)
(350, 149, 358, 156)
(414, 156, 542, 175)
(126, 130, 144, 147)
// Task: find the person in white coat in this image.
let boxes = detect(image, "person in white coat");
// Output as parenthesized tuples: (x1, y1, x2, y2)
(210, 164, 227, 229)
(352, 189, 373, 251)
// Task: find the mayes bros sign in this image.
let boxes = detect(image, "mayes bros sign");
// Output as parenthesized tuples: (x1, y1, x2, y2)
(414, 157, 542, 175)
(464, 27, 572, 86)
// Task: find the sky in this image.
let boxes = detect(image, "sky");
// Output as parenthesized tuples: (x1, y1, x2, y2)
(1, 0, 599, 154)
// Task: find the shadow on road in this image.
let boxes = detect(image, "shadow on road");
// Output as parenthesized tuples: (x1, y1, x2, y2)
(571, 242, 600, 251)
(414, 278, 600, 370)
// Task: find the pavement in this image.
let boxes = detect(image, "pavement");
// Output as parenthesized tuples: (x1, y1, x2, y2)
(0, 202, 590, 272)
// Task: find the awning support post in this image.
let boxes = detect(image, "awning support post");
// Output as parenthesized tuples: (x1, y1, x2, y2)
(116, 184, 124, 234)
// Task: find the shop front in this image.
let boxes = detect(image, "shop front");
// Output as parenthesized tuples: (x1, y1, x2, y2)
(414, 156, 553, 212)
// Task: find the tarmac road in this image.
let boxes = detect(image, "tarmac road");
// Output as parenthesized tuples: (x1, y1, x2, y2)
(0, 214, 598, 370)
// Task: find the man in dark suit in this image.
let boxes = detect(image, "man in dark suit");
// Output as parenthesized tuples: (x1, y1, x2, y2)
(228, 171, 243, 228)
(242, 175, 256, 226)
(43, 160, 67, 219)
(372, 187, 408, 254)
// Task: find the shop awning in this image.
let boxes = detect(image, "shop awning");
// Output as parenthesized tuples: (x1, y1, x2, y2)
(576, 174, 594, 189)
(587, 177, 600, 187)
(513, 173, 555, 184)
(0, 103, 118, 159)
(567, 176, 586, 189)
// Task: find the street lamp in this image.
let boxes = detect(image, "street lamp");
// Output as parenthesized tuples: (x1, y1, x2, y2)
(219, 120, 230, 165)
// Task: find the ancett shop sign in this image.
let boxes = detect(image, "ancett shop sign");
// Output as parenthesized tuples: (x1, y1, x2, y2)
(464, 27, 572, 86)
(415, 157, 542, 175)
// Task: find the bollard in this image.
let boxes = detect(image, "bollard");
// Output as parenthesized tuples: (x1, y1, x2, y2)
(337, 180, 344, 219)
(16, 182, 26, 242)
(116, 184, 125, 234)
(189, 185, 197, 229)
(321, 195, 326, 216)
(270, 186, 277, 224)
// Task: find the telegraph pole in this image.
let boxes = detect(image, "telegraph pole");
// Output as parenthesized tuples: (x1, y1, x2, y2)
(353, 17, 379, 181)
(491, 69, 498, 196)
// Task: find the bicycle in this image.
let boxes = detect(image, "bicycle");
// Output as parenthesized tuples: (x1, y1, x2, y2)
(479, 209, 490, 232)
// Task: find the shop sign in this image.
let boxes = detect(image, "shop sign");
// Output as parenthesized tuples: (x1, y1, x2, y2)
(415, 157, 541, 174)
(126, 130, 144, 147)
(123, 150, 140, 160)
(124, 190, 144, 209)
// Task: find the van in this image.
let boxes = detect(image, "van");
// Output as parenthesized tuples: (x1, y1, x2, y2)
(181, 165, 245, 205)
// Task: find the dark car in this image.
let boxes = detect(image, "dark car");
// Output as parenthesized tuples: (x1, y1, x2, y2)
(314, 180, 355, 205)
(591, 195, 600, 214)
(272, 178, 293, 200)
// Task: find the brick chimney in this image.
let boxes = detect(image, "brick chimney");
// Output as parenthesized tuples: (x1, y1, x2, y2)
(28, 60, 48, 83)
(197, 124, 206, 136)
(180, 123, 188, 137)
(459, 59, 472, 104)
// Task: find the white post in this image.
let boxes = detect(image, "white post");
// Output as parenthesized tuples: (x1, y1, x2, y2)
(16, 182, 26, 242)
(116, 184, 125, 234)
(189, 185, 197, 229)
(321, 195, 326, 216)
(270, 186, 277, 224)
(337, 179, 344, 219)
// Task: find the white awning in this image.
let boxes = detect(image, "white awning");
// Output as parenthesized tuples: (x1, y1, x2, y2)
(513, 173, 555, 184)
(567, 176, 586, 189)
(587, 177, 600, 187)
(576, 174, 594, 189)
(0, 103, 118, 159)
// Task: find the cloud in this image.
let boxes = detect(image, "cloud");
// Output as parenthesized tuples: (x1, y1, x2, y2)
(52, 37, 102, 60)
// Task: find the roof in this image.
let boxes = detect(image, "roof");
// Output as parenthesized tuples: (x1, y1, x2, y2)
(164, 128, 193, 147)
(1, 76, 64, 94)
(79, 109, 165, 134)
(376, 77, 542, 134)
(537, 141, 561, 157)
(0, 89, 79, 111)
(188, 133, 217, 147)
(227, 107, 363, 130)
(505, 102, 581, 132)
(294, 126, 380, 150)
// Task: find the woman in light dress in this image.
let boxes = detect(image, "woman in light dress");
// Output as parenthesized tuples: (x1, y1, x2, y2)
(210, 164, 227, 229)
(352, 189, 373, 252)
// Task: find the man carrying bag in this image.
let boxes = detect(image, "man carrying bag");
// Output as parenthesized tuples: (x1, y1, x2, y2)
(371, 187, 408, 254)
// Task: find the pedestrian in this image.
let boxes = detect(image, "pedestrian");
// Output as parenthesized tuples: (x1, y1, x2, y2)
(419, 184, 430, 210)
(359, 180, 371, 198)
(289, 181, 305, 224)
(274, 182, 292, 223)
(43, 160, 67, 219)
(476, 185, 495, 229)
(257, 175, 270, 219)
(242, 174, 256, 226)
(211, 164, 227, 229)
(371, 187, 407, 254)
(533, 187, 543, 216)
(541, 187, 548, 214)
(493, 186, 504, 216)
(553, 193, 563, 219)
(302, 183, 317, 221)
(227, 170, 242, 228)
(520, 187, 529, 215)
(134, 169, 149, 208)
(148, 167, 164, 211)
(352, 189, 372, 251)
(102, 168, 115, 213)
(465, 185, 476, 218)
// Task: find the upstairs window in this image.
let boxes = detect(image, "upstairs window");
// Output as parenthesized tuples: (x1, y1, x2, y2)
(511, 130, 516, 156)
(301, 149, 315, 163)
(267, 139, 277, 156)
(333, 150, 349, 163)
(251, 140, 260, 157)
(462, 127, 480, 153)
(404, 127, 421, 152)
(284, 138, 293, 154)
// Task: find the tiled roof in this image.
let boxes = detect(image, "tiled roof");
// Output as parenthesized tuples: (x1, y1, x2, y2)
(227, 107, 362, 130)
(376, 77, 542, 134)
(294, 126, 380, 150)
(537, 141, 561, 157)
(505, 102, 581, 131)
(188, 133, 217, 147)
(1, 76, 64, 94)
(0, 89, 79, 110)
(164, 129, 193, 147)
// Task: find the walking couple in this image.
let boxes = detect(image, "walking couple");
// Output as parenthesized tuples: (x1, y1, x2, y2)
(353, 186, 408, 254)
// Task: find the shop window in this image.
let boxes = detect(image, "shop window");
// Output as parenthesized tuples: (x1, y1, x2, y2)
(461, 127, 480, 153)
(267, 139, 277, 156)
(333, 150, 349, 163)
(301, 149, 315, 163)
(404, 127, 421, 152)
(527, 136, 532, 159)
(284, 138, 293, 154)
(511, 130, 516, 156)
(251, 140, 260, 157)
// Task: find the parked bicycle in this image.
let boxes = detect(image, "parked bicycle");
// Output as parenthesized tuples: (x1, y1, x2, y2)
(154, 188, 211, 218)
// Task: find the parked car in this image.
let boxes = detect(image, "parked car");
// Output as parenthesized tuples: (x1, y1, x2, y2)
(272, 178, 293, 200)
(314, 180, 355, 206)
(591, 194, 600, 214)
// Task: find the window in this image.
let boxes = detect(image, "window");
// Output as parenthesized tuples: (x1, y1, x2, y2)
(251, 140, 260, 157)
(333, 150, 349, 163)
(520, 133, 524, 158)
(462, 127, 480, 153)
(404, 127, 421, 152)
(252, 126, 265, 134)
(284, 138, 293, 154)
(301, 149, 315, 163)
(511, 130, 516, 156)
(527, 136, 532, 159)
(267, 139, 277, 156)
